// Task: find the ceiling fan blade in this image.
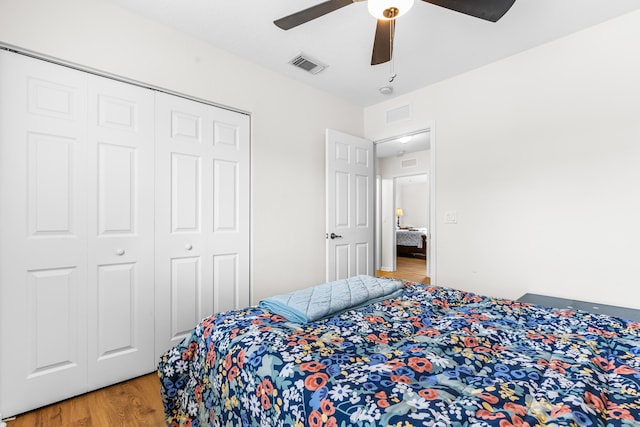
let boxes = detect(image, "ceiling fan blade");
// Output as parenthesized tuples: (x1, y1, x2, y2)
(371, 19, 395, 65)
(274, 0, 354, 30)
(421, 0, 516, 22)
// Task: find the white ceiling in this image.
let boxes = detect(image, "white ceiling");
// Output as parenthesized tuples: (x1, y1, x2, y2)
(108, 0, 640, 107)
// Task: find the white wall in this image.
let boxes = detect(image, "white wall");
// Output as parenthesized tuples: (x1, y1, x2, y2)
(397, 181, 429, 229)
(365, 10, 640, 309)
(0, 0, 363, 303)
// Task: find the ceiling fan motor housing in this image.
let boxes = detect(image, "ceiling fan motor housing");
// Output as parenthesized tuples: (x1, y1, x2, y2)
(383, 7, 399, 19)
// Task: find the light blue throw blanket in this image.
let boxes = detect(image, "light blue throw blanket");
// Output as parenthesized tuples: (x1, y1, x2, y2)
(258, 275, 404, 323)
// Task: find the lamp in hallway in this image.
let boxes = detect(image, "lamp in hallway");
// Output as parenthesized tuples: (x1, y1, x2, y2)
(395, 208, 404, 227)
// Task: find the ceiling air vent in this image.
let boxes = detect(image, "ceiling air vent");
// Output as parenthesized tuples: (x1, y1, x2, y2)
(289, 53, 327, 75)
(401, 158, 418, 168)
(386, 104, 411, 124)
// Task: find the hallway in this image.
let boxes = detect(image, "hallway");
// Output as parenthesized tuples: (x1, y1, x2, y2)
(376, 256, 430, 284)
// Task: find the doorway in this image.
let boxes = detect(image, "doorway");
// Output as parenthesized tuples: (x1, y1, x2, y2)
(374, 129, 434, 283)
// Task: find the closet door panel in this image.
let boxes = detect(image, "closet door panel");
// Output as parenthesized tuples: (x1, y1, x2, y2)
(171, 256, 202, 339)
(97, 143, 136, 233)
(87, 76, 155, 388)
(27, 267, 81, 373)
(171, 153, 201, 232)
(0, 51, 89, 418)
(209, 110, 251, 313)
(96, 263, 137, 355)
(213, 254, 240, 313)
(155, 94, 210, 356)
(28, 134, 75, 235)
(213, 159, 238, 231)
(155, 94, 250, 359)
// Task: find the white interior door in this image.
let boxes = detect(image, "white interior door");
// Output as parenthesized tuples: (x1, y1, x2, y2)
(325, 129, 374, 281)
(0, 51, 89, 417)
(155, 93, 250, 359)
(86, 75, 156, 388)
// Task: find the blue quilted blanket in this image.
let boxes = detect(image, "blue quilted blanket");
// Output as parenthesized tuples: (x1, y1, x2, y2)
(258, 275, 403, 323)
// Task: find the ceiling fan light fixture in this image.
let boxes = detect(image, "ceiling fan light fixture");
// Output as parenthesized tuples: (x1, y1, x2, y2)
(368, 0, 414, 19)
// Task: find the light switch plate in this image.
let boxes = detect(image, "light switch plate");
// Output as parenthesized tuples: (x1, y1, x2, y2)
(445, 210, 457, 224)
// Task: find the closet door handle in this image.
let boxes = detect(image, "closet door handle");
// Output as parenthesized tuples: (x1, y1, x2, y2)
(185, 244, 193, 251)
(115, 248, 125, 256)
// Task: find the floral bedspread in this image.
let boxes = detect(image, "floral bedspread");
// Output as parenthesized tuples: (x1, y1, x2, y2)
(158, 282, 640, 426)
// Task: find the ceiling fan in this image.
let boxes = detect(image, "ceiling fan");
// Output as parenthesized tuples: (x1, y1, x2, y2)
(274, 0, 516, 65)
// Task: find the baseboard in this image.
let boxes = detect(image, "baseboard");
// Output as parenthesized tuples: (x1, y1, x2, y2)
(379, 266, 393, 272)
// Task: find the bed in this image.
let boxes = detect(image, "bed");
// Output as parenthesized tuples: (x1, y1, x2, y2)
(158, 277, 640, 426)
(396, 229, 427, 259)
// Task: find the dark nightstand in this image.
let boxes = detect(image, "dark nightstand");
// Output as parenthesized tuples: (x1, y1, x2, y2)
(517, 293, 640, 323)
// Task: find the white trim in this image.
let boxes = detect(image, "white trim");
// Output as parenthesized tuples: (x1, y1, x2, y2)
(375, 176, 382, 271)
(428, 121, 436, 283)
(373, 128, 426, 144)
(391, 177, 398, 273)
(373, 122, 436, 284)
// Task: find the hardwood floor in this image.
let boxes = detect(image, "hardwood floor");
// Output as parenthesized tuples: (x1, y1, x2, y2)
(5, 259, 428, 427)
(376, 255, 430, 284)
(5, 373, 165, 427)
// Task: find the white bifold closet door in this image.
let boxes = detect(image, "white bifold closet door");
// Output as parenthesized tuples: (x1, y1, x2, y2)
(0, 51, 90, 416)
(154, 92, 250, 359)
(0, 50, 251, 417)
(0, 51, 155, 416)
(85, 72, 155, 388)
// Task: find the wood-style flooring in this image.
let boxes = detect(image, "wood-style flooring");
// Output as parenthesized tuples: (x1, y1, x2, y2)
(5, 373, 165, 427)
(5, 256, 428, 427)
(376, 255, 430, 284)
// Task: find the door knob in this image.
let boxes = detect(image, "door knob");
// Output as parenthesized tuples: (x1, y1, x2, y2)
(185, 244, 193, 251)
(330, 232, 343, 239)
(115, 249, 125, 256)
